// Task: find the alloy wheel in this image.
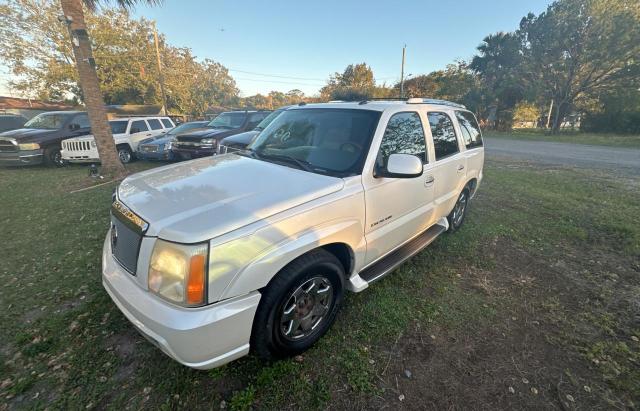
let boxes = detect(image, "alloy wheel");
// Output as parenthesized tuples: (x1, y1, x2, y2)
(279, 276, 334, 341)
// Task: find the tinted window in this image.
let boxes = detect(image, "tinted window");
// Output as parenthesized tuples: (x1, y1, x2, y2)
(455, 111, 483, 149)
(109, 120, 128, 134)
(130, 120, 149, 133)
(251, 108, 381, 176)
(207, 112, 247, 129)
(147, 119, 163, 130)
(428, 112, 459, 160)
(377, 112, 427, 167)
(23, 113, 73, 130)
(161, 118, 173, 128)
(73, 113, 91, 128)
(255, 110, 283, 130)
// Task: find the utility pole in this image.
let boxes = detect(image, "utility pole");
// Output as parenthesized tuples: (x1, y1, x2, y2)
(400, 45, 406, 99)
(153, 23, 168, 116)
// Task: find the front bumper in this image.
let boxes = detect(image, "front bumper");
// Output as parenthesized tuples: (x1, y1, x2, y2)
(172, 147, 215, 160)
(136, 149, 174, 161)
(101, 234, 261, 369)
(0, 149, 43, 166)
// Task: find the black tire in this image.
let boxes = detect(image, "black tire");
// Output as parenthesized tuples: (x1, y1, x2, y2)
(447, 188, 470, 233)
(251, 249, 345, 359)
(44, 146, 64, 167)
(117, 145, 134, 164)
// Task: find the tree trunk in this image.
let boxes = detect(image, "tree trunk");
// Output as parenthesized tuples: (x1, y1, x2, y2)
(551, 100, 569, 134)
(60, 0, 125, 177)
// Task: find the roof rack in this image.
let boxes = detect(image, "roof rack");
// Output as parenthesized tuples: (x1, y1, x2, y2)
(406, 98, 466, 109)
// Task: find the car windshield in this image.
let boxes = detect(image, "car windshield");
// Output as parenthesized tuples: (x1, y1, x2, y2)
(167, 122, 207, 135)
(249, 108, 381, 176)
(24, 113, 71, 130)
(207, 112, 246, 129)
(109, 120, 128, 134)
(254, 110, 283, 130)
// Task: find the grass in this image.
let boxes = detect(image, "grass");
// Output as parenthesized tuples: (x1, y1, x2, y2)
(485, 129, 640, 148)
(0, 159, 638, 409)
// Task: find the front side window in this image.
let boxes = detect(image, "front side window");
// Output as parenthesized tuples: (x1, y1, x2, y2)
(130, 120, 149, 133)
(109, 120, 128, 134)
(73, 113, 91, 129)
(207, 112, 247, 129)
(24, 113, 72, 130)
(147, 119, 163, 130)
(455, 111, 483, 149)
(250, 108, 381, 176)
(377, 112, 427, 168)
(428, 112, 459, 160)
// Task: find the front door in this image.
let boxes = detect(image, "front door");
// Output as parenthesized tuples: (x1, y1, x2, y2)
(363, 111, 436, 266)
(128, 119, 153, 150)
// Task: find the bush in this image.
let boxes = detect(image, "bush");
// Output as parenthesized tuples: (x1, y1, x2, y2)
(581, 111, 640, 134)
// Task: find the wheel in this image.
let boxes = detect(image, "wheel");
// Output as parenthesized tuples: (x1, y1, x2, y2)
(44, 146, 64, 167)
(447, 188, 469, 232)
(251, 249, 345, 359)
(117, 146, 133, 164)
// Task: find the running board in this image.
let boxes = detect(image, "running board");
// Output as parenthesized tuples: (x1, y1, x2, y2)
(359, 222, 447, 284)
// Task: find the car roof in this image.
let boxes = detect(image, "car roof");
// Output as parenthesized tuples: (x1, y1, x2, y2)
(109, 116, 171, 122)
(289, 99, 468, 113)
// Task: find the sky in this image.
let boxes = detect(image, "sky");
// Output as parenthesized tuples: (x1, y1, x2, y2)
(0, 0, 552, 98)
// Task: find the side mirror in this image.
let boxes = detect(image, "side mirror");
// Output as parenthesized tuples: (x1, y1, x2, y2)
(69, 123, 80, 131)
(375, 153, 423, 178)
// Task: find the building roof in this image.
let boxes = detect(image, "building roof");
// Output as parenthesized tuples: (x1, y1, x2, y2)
(0, 96, 77, 111)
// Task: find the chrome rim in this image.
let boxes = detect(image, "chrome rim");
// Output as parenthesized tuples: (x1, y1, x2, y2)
(119, 149, 131, 163)
(452, 192, 467, 227)
(53, 150, 63, 166)
(279, 276, 333, 341)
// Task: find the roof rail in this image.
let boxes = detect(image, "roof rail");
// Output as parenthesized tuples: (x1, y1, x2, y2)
(406, 98, 466, 109)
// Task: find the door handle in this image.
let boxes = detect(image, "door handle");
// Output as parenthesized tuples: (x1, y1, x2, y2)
(424, 176, 435, 187)
(457, 164, 465, 172)
(145, 133, 152, 136)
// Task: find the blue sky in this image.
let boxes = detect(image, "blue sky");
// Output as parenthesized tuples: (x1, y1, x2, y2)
(0, 0, 552, 98)
(131, 0, 551, 97)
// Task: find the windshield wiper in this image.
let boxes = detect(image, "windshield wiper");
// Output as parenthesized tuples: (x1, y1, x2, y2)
(248, 150, 314, 172)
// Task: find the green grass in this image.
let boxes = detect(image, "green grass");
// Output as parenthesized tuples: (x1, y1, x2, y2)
(485, 129, 640, 148)
(0, 160, 638, 409)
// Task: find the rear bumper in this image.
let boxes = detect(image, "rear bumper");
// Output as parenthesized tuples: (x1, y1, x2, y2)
(0, 149, 43, 166)
(101, 234, 261, 369)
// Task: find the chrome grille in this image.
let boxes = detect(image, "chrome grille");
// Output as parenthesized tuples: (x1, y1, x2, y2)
(64, 140, 91, 152)
(0, 138, 18, 153)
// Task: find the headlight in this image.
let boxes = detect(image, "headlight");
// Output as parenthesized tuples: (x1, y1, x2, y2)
(165, 140, 175, 150)
(18, 143, 40, 150)
(90, 140, 97, 148)
(148, 239, 208, 306)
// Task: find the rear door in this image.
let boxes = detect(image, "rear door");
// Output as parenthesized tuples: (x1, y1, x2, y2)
(425, 111, 467, 219)
(363, 111, 436, 266)
(146, 118, 165, 137)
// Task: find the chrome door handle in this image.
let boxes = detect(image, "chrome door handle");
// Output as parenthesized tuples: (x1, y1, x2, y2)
(424, 176, 435, 186)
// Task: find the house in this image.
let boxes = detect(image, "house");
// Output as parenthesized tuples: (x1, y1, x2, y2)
(0, 96, 78, 119)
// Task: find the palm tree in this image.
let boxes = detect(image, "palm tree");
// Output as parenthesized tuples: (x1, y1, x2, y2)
(59, 0, 160, 177)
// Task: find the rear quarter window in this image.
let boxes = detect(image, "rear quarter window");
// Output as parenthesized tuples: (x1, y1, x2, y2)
(455, 111, 483, 149)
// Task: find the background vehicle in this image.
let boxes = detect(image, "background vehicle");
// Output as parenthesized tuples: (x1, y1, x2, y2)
(61, 117, 174, 164)
(172, 110, 271, 160)
(136, 120, 209, 161)
(103, 99, 484, 369)
(0, 111, 91, 166)
(218, 106, 291, 154)
(0, 114, 28, 132)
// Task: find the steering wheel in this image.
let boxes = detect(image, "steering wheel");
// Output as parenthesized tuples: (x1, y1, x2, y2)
(340, 142, 362, 153)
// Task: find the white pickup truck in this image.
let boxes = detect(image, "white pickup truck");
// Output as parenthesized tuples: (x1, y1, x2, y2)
(61, 116, 174, 163)
(103, 99, 484, 369)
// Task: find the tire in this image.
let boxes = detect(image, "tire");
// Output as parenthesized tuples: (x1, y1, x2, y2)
(250, 249, 345, 359)
(447, 188, 470, 233)
(44, 146, 64, 167)
(117, 146, 134, 164)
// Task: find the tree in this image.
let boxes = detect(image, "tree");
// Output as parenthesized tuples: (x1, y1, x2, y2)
(320, 63, 376, 101)
(518, 0, 640, 132)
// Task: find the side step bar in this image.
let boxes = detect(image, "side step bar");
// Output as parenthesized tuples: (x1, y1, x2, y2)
(359, 223, 447, 284)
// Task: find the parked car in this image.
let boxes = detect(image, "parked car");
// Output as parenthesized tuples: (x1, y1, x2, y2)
(61, 116, 174, 164)
(172, 110, 271, 160)
(103, 98, 484, 369)
(0, 111, 91, 166)
(136, 121, 209, 161)
(218, 106, 291, 154)
(0, 114, 28, 133)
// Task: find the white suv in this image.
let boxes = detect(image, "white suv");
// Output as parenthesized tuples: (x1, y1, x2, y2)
(61, 116, 174, 164)
(102, 99, 484, 369)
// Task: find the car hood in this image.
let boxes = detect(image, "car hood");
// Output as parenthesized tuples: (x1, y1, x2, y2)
(117, 154, 344, 243)
(222, 130, 259, 145)
(176, 128, 230, 141)
(0, 128, 58, 142)
(139, 134, 175, 146)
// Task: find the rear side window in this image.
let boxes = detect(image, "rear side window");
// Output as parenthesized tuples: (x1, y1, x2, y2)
(455, 111, 483, 149)
(147, 119, 163, 130)
(428, 112, 459, 160)
(377, 112, 427, 166)
(161, 118, 173, 128)
(130, 120, 148, 133)
(109, 121, 128, 134)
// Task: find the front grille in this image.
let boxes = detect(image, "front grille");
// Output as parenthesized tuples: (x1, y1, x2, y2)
(65, 140, 91, 152)
(110, 201, 148, 275)
(0, 138, 18, 153)
(140, 145, 158, 153)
